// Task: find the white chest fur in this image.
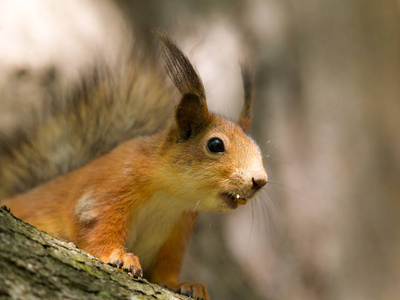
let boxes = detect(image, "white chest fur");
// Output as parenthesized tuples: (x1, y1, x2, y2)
(125, 192, 190, 271)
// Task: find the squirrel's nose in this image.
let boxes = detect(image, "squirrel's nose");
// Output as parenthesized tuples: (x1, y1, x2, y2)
(251, 172, 268, 190)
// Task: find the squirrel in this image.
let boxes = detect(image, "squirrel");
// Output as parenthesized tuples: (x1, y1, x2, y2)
(0, 33, 268, 300)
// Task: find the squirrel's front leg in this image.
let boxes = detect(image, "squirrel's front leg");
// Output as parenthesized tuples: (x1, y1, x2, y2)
(73, 200, 143, 277)
(81, 227, 143, 277)
(149, 211, 209, 300)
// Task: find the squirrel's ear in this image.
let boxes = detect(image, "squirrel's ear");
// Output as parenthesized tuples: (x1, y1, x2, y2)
(175, 92, 210, 140)
(158, 31, 210, 140)
(237, 65, 254, 133)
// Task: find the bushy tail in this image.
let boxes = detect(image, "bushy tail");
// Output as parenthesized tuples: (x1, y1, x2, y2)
(0, 49, 174, 198)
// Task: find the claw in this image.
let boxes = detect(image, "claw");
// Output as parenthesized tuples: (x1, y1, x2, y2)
(108, 249, 143, 277)
(109, 250, 123, 268)
(136, 267, 144, 278)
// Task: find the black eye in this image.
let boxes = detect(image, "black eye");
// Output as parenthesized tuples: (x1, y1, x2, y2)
(207, 137, 225, 153)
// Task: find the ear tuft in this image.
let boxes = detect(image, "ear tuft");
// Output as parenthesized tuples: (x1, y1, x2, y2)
(157, 31, 210, 140)
(157, 31, 206, 99)
(175, 93, 210, 140)
(237, 65, 254, 133)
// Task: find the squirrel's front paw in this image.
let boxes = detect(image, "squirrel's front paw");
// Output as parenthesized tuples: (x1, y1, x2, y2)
(108, 249, 143, 277)
(168, 281, 210, 300)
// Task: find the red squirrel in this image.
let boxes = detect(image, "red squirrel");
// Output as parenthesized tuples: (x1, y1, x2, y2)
(0, 33, 267, 300)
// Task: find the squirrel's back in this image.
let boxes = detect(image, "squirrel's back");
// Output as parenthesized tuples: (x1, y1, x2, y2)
(0, 48, 174, 199)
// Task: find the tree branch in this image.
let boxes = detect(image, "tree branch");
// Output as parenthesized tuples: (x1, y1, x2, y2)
(0, 206, 190, 300)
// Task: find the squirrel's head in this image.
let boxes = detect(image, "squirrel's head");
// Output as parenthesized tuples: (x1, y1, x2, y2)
(158, 33, 267, 212)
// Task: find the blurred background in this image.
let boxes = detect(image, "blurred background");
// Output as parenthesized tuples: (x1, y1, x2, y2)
(1, 0, 400, 299)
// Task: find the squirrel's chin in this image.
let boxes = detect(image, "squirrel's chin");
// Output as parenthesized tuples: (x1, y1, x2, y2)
(188, 192, 250, 213)
(218, 193, 249, 210)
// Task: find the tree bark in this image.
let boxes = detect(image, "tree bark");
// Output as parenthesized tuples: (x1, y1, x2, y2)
(0, 206, 189, 300)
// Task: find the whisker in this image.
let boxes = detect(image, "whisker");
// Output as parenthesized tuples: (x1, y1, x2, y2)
(260, 195, 274, 238)
(194, 177, 231, 210)
(194, 186, 218, 210)
(246, 200, 256, 251)
(191, 178, 232, 232)
(268, 177, 295, 193)
(192, 212, 205, 233)
(254, 196, 264, 233)
(265, 189, 282, 226)
(251, 188, 283, 243)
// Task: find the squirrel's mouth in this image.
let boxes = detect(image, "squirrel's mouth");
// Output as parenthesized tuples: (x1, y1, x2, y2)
(219, 192, 248, 209)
